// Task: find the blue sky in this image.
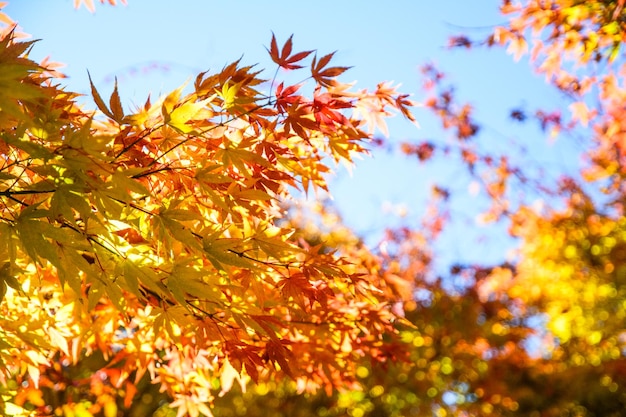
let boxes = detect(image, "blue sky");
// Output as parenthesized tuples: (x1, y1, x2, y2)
(5, 1, 580, 273)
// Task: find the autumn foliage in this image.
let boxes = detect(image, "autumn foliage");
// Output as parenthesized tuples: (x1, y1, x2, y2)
(0, 3, 417, 416)
(3, 1, 626, 416)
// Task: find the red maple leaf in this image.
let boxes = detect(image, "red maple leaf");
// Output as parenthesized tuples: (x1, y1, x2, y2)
(311, 52, 351, 87)
(268, 33, 313, 70)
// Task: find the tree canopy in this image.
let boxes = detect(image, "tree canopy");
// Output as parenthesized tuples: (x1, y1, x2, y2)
(2, 1, 626, 416)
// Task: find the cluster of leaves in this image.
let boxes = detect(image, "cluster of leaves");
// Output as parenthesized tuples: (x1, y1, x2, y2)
(210, 1, 626, 416)
(0, 6, 417, 415)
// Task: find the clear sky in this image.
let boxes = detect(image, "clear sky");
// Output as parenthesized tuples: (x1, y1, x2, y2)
(5, 1, 580, 274)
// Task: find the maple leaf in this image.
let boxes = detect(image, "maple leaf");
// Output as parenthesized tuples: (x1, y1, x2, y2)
(275, 82, 302, 114)
(312, 89, 351, 128)
(278, 273, 317, 310)
(283, 100, 319, 139)
(267, 33, 313, 70)
(311, 52, 351, 87)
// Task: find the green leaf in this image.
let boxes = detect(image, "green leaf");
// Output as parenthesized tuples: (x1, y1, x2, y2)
(121, 260, 169, 303)
(251, 234, 298, 260)
(154, 209, 202, 251)
(0, 172, 17, 180)
(0, 262, 22, 295)
(15, 215, 61, 270)
(2, 132, 54, 160)
(110, 170, 151, 200)
(167, 261, 221, 306)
